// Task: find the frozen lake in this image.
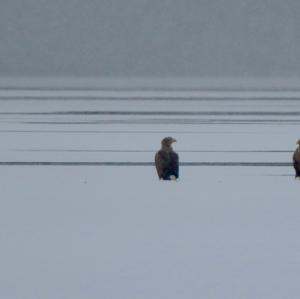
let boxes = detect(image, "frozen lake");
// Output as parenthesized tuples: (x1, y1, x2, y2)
(0, 92, 300, 298)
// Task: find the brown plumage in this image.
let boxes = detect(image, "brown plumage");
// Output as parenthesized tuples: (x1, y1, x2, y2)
(293, 139, 300, 178)
(155, 137, 179, 180)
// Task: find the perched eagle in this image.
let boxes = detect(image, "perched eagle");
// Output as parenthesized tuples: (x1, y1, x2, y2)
(293, 139, 300, 178)
(155, 137, 179, 180)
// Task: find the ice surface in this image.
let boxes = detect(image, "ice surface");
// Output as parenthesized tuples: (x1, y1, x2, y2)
(1, 166, 299, 299)
(0, 94, 299, 299)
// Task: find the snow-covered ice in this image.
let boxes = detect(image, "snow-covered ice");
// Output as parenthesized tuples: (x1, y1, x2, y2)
(0, 94, 299, 299)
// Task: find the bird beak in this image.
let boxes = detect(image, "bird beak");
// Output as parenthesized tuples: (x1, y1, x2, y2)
(172, 138, 177, 143)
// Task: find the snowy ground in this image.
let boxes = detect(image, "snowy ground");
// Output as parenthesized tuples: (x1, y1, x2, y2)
(0, 95, 300, 299)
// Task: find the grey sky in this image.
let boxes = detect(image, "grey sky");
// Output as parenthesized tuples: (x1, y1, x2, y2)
(0, 0, 300, 78)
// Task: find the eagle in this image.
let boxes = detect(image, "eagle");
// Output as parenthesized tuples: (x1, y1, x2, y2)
(155, 137, 179, 180)
(293, 139, 300, 178)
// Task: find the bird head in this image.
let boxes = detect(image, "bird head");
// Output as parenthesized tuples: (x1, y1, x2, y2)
(161, 137, 177, 148)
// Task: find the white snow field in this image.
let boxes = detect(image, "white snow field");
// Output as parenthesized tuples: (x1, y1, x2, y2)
(0, 94, 300, 299)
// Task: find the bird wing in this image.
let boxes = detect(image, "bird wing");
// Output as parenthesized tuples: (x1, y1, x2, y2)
(293, 151, 300, 169)
(155, 150, 170, 178)
(170, 152, 179, 178)
(293, 150, 300, 162)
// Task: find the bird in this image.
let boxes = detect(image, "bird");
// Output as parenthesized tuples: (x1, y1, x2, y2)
(293, 139, 300, 178)
(155, 137, 179, 180)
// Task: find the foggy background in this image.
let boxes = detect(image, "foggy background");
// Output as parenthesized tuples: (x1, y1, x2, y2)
(1, 2, 300, 298)
(0, 0, 300, 88)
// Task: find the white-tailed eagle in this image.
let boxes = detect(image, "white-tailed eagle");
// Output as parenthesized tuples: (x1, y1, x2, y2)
(293, 139, 300, 178)
(155, 137, 179, 180)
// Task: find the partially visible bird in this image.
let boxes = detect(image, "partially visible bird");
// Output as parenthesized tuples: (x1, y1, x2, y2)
(155, 137, 179, 180)
(293, 139, 300, 178)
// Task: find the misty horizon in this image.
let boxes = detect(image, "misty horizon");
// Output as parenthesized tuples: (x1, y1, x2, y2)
(1, 0, 300, 79)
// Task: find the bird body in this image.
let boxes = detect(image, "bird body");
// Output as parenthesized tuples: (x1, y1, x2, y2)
(293, 140, 300, 178)
(155, 137, 179, 180)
